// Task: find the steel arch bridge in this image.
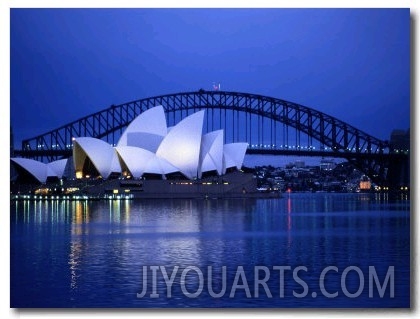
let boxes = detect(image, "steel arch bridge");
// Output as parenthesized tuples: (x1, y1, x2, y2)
(17, 90, 403, 185)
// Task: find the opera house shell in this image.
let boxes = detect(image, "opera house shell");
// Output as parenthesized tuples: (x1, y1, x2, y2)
(11, 106, 248, 183)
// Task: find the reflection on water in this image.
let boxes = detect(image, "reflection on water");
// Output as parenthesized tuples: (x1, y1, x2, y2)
(11, 193, 410, 308)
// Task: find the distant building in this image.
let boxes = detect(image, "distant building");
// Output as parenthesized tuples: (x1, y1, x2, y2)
(320, 159, 336, 171)
(388, 129, 410, 188)
(390, 129, 410, 153)
(359, 175, 371, 190)
(294, 160, 305, 168)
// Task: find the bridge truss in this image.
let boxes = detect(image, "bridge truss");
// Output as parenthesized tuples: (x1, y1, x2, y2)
(18, 91, 396, 185)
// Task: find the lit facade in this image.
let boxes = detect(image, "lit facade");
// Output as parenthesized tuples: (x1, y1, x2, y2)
(12, 106, 249, 182)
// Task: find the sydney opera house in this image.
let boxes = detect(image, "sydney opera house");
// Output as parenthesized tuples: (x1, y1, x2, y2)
(11, 106, 269, 198)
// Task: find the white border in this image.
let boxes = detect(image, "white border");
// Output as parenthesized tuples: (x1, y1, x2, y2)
(3, 0, 418, 8)
(2, 1, 417, 318)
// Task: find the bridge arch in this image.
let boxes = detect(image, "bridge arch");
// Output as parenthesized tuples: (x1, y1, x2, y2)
(19, 90, 392, 183)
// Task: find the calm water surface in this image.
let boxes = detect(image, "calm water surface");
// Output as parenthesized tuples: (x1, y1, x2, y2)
(10, 193, 410, 308)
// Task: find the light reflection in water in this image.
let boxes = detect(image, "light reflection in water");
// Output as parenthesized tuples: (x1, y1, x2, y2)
(287, 197, 292, 252)
(69, 241, 82, 290)
(10, 193, 410, 308)
(124, 200, 130, 223)
(287, 197, 292, 229)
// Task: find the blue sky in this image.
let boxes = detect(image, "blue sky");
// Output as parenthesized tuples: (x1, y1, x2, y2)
(10, 8, 410, 148)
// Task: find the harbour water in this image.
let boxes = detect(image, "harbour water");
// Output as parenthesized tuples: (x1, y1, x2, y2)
(10, 193, 410, 308)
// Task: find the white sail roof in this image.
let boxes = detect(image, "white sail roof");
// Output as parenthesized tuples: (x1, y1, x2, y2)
(126, 132, 164, 153)
(156, 110, 205, 179)
(11, 158, 55, 183)
(223, 143, 248, 173)
(144, 155, 179, 175)
(117, 105, 167, 147)
(65, 108, 249, 181)
(73, 137, 119, 178)
(198, 130, 224, 177)
(115, 146, 156, 178)
(110, 151, 122, 174)
(47, 159, 68, 178)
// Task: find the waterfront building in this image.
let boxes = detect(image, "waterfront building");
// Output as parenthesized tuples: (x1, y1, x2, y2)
(11, 106, 248, 183)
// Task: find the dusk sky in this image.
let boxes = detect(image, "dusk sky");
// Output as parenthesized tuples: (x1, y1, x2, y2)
(10, 8, 410, 148)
